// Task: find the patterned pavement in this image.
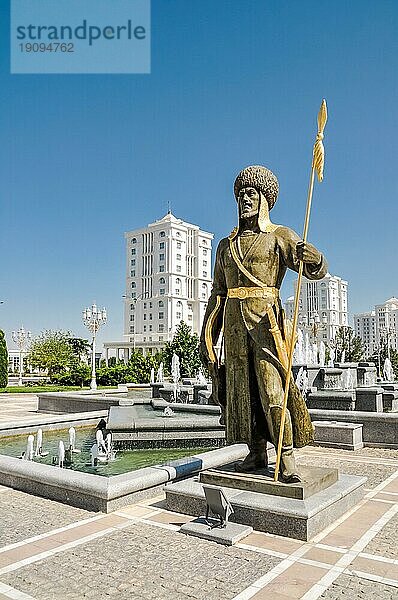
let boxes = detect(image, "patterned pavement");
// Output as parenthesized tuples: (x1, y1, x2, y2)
(0, 395, 397, 599)
(0, 446, 397, 599)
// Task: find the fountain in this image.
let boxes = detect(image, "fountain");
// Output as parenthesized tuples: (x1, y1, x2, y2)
(68, 427, 80, 453)
(58, 441, 65, 468)
(25, 435, 34, 461)
(156, 362, 164, 383)
(150, 367, 155, 384)
(383, 358, 395, 382)
(171, 353, 181, 402)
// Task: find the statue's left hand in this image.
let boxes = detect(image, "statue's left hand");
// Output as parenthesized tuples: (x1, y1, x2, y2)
(296, 241, 322, 265)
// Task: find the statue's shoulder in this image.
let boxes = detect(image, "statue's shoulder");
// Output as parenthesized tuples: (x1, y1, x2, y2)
(273, 225, 300, 243)
(216, 236, 230, 254)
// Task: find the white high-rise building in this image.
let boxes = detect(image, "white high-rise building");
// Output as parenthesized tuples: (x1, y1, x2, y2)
(104, 212, 213, 360)
(354, 311, 377, 355)
(285, 273, 348, 343)
(354, 297, 398, 355)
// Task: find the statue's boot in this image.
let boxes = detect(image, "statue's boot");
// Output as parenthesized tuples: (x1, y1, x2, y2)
(268, 406, 301, 483)
(235, 438, 268, 473)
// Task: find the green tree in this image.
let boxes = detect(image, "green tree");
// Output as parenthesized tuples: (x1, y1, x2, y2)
(66, 337, 90, 363)
(0, 330, 8, 388)
(162, 321, 201, 377)
(334, 326, 365, 363)
(27, 330, 75, 377)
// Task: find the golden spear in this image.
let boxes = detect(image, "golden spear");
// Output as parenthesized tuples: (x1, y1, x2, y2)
(274, 99, 328, 482)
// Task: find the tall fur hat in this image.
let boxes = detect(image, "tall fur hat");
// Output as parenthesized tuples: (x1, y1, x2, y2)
(233, 165, 279, 211)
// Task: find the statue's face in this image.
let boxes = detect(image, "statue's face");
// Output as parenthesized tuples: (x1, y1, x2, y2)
(238, 187, 260, 218)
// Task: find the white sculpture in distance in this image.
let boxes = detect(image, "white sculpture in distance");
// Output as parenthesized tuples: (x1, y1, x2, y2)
(318, 341, 326, 367)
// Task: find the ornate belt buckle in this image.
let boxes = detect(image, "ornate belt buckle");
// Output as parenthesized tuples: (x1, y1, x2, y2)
(237, 287, 247, 299)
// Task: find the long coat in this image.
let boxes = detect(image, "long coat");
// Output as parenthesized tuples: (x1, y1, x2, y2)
(201, 225, 327, 449)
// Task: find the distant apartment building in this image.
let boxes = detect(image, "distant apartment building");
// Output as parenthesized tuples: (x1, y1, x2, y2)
(354, 297, 398, 355)
(104, 212, 213, 360)
(285, 273, 348, 343)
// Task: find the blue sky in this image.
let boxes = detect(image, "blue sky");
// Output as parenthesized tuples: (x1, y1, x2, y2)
(1, 0, 398, 349)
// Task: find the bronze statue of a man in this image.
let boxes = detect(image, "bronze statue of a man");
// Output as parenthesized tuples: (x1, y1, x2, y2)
(200, 165, 327, 482)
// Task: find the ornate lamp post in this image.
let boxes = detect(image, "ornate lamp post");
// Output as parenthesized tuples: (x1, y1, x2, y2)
(12, 326, 31, 386)
(82, 304, 107, 390)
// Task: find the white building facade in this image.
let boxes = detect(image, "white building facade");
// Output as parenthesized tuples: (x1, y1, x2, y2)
(285, 273, 348, 343)
(104, 212, 213, 359)
(354, 297, 398, 355)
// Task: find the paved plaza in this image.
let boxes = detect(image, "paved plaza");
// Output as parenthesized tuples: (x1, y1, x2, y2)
(0, 395, 397, 599)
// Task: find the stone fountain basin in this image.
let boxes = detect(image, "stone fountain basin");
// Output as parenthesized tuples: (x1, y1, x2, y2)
(0, 444, 248, 513)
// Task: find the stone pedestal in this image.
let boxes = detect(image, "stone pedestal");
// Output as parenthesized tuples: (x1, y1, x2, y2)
(150, 383, 163, 398)
(306, 390, 356, 411)
(193, 384, 209, 404)
(355, 387, 383, 412)
(381, 391, 398, 412)
(313, 420, 364, 450)
(165, 465, 366, 541)
(357, 363, 377, 387)
(180, 518, 252, 546)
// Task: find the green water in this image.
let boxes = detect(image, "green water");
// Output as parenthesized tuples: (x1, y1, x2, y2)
(0, 427, 211, 477)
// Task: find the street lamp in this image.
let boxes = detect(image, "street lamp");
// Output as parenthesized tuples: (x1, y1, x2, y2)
(82, 304, 107, 390)
(12, 326, 31, 386)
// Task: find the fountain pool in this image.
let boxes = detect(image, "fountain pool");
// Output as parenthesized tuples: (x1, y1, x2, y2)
(0, 427, 216, 477)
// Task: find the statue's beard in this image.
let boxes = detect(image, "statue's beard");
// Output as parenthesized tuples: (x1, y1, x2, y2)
(240, 208, 258, 219)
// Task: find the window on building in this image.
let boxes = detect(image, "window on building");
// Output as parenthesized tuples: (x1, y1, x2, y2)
(143, 302, 147, 309)
(177, 254, 181, 261)
(177, 265, 181, 272)
(130, 315, 134, 321)
(131, 282, 136, 289)
(149, 302, 152, 308)
(159, 312, 164, 319)
(159, 265, 165, 272)
(160, 289, 165, 295)
(130, 270, 135, 277)
(176, 231, 181, 238)
(159, 324, 164, 333)
(131, 248, 136, 255)
(203, 271, 207, 277)
(131, 238, 137, 244)
(160, 242, 165, 249)
(203, 249, 207, 256)
(149, 325, 152, 332)
(131, 259, 135, 266)
(159, 253, 165, 261)
(149, 314, 152, 320)
(159, 277, 165, 284)
(202, 283, 208, 299)
(132, 292, 136, 299)
(158, 300, 164, 308)
(130, 326, 135, 333)
(203, 260, 207, 267)
(143, 314, 147, 320)
(143, 326, 146, 332)
(159, 231, 165, 237)
(177, 241, 182, 249)
(176, 312, 182, 319)
(188, 314, 192, 321)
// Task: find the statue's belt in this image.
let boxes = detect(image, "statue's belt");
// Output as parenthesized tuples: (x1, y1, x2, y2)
(227, 286, 279, 301)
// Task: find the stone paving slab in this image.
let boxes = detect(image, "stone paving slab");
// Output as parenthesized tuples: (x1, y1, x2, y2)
(0, 488, 96, 546)
(363, 512, 398, 560)
(1, 522, 280, 600)
(296, 454, 396, 488)
(319, 573, 398, 599)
